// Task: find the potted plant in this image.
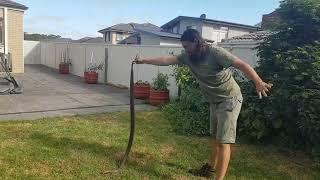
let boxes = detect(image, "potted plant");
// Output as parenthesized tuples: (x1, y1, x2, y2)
(84, 61, 104, 84)
(149, 73, 170, 106)
(59, 49, 71, 74)
(134, 80, 150, 99)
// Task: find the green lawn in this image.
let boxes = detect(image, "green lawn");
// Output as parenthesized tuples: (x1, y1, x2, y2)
(0, 111, 318, 179)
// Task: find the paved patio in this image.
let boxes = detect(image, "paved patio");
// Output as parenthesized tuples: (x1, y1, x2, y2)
(0, 65, 155, 120)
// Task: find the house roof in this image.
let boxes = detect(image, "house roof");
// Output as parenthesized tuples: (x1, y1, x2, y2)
(134, 28, 181, 39)
(72, 37, 94, 43)
(0, 0, 28, 10)
(220, 31, 274, 43)
(80, 37, 105, 43)
(161, 16, 260, 31)
(47, 38, 73, 42)
(100, 22, 181, 44)
(98, 23, 162, 33)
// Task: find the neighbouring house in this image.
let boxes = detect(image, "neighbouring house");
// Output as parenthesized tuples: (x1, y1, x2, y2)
(47, 38, 73, 43)
(98, 23, 136, 44)
(118, 23, 181, 46)
(98, 23, 181, 46)
(73, 37, 105, 44)
(218, 31, 273, 66)
(161, 14, 260, 44)
(0, 0, 28, 73)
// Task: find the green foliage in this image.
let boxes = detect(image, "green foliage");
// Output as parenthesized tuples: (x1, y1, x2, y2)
(24, 33, 61, 41)
(238, 0, 320, 158)
(162, 65, 210, 136)
(162, 85, 210, 136)
(172, 64, 198, 89)
(152, 73, 169, 91)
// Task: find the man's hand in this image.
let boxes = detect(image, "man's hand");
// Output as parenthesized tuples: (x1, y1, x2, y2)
(133, 54, 145, 64)
(255, 81, 273, 99)
(132, 55, 178, 66)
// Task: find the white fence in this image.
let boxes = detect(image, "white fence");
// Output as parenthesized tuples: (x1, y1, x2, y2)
(25, 41, 183, 98)
(219, 41, 260, 67)
(24, 40, 260, 98)
(24, 40, 41, 64)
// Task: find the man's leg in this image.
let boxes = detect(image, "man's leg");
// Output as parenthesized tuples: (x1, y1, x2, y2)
(215, 143, 231, 180)
(210, 139, 219, 170)
(214, 95, 243, 180)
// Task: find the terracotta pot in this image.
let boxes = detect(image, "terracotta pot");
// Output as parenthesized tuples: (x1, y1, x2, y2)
(84, 71, 98, 84)
(59, 63, 69, 74)
(134, 84, 150, 99)
(149, 88, 169, 106)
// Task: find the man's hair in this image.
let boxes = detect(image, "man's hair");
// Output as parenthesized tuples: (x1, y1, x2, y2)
(181, 29, 209, 60)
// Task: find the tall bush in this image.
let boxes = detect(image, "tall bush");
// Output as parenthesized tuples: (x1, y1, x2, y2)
(239, 0, 320, 157)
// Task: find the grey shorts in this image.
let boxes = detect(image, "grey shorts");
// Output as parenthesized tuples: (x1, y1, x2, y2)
(209, 95, 243, 144)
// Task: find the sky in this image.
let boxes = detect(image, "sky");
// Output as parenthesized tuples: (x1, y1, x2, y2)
(15, 0, 281, 39)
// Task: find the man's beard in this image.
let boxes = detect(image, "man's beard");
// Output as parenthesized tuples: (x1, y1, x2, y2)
(189, 46, 209, 63)
(189, 53, 200, 62)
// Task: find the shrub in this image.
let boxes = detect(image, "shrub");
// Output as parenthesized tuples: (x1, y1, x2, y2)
(152, 73, 169, 91)
(238, 0, 320, 158)
(162, 65, 210, 136)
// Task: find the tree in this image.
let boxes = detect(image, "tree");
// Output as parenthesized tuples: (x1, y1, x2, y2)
(24, 33, 61, 41)
(239, 0, 320, 158)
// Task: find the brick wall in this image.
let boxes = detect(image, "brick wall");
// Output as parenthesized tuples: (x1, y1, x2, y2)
(8, 9, 24, 73)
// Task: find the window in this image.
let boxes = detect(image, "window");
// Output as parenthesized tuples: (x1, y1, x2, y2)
(220, 27, 228, 31)
(108, 32, 111, 41)
(0, 20, 3, 44)
(137, 36, 141, 44)
(0, 9, 4, 44)
(116, 32, 124, 41)
(186, 25, 197, 30)
(167, 28, 173, 33)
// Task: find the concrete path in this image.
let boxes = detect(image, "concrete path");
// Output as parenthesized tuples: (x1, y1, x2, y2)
(0, 65, 156, 121)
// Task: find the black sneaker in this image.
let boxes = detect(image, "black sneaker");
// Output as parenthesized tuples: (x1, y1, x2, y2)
(189, 163, 215, 178)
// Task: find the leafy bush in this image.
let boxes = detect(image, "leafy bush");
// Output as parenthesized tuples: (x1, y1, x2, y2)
(238, 0, 320, 158)
(87, 62, 104, 72)
(162, 65, 210, 136)
(152, 73, 169, 91)
(162, 85, 210, 136)
(172, 64, 198, 89)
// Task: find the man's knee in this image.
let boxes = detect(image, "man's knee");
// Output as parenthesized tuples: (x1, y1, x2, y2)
(216, 143, 230, 149)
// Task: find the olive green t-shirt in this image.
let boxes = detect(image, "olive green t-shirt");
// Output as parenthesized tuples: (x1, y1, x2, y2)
(177, 45, 241, 103)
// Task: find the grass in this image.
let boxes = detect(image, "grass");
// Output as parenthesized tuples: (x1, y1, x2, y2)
(0, 111, 318, 179)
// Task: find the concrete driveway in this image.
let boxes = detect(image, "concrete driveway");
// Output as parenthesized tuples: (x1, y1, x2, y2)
(0, 65, 154, 120)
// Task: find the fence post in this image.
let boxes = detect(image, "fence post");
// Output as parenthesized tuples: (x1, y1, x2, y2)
(84, 45, 87, 74)
(104, 47, 108, 84)
(54, 43, 57, 69)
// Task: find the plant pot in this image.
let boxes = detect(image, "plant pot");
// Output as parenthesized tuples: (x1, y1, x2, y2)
(134, 84, 150, 99)
(84, 71, 98, 84)
(149, 88, 169, 106)
(59, 63, 70, 74)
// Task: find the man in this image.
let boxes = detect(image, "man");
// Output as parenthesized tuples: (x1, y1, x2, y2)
(135, 29, 272, 180)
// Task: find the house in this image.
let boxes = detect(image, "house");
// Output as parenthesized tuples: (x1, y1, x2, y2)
(218, 31, 273, 66)
(98, 23, 136, 44)
(161, 14, 260, 44)
(47, 38, 73, 43)
(0, 0, 28, 73)
(73, 37, 105, 44)
(98, 23, 181, 46)
(118, 24, 181, 46)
